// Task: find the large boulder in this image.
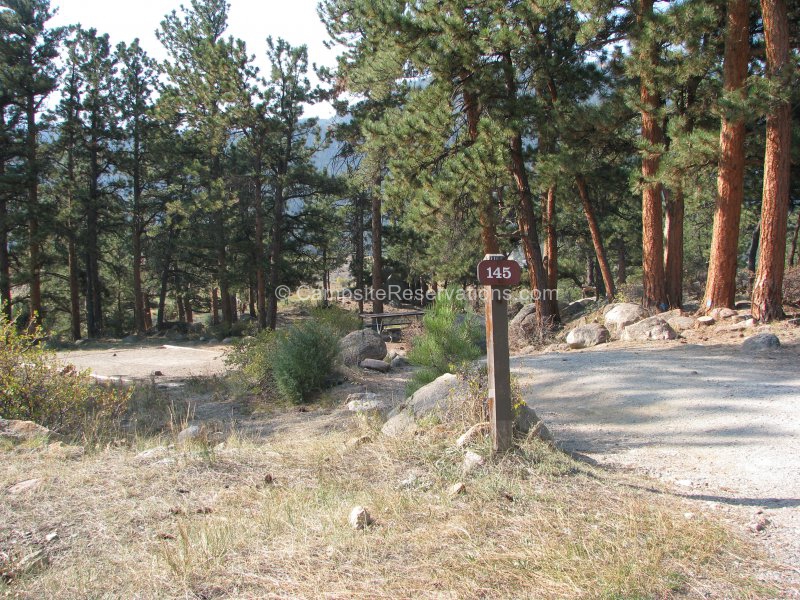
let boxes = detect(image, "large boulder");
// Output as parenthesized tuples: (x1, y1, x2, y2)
(0, 418, 52, 445)
(620, 316, 677, 342)
(565, 323, 609, 349)
(509, 303, 542, 347)
(604, 303, 649, 336)
(404, 373, 469, 417)
(339, 329, 387, 366)
(742, 333, 780, 352)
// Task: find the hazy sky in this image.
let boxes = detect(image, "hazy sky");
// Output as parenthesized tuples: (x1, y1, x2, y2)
(49, 0, 341, 117)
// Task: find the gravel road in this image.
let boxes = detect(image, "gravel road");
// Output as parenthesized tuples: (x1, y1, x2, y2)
(513, 340, 800, 591)
(57, 343, 228, 382)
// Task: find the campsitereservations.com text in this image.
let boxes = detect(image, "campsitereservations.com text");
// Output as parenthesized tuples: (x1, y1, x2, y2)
(276, 285, 558, 304)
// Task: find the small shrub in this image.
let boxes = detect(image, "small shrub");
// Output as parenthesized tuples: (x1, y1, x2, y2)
(407, 289, 484, 394)
(227, 318, 341, 404)
(0, 317, 130, 438)
(271, 321, 340, 404)
(445, 365, 527, 429)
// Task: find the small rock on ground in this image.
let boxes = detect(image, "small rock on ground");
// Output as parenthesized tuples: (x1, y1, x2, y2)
(742, 333, 780, 352)
(449, 482, 467, 497)
(349, 506, 372, 530)
(8, 478, 42, 495)
(177, 426, 203, 444)
(463, 451, 485, 474)
(381, 411, 417, 438)
(0, 418, 52, 444)
(456, 422, 490, 448)
(360, 358, 390, 372)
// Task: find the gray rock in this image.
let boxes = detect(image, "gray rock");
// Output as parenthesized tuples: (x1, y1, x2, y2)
(561, 298, 597, 319)
(604, 303, 649, 335)
(742, 333, 780, 352)
(710, 307, 737, 320)
(381, 411, 418, 438)
(340, 330, 387, 366)
(565, 323, 609, 349)
(7, 478, 43, 495)
(0, 418, 52, 444)
(360, 358, 390, 372)
(346, 394, 392, 414)
(135, 446, 169, 461)
(667, 316, 696, 331)
(405, 372, 468, 417)
(515, 405, 553, 441)
(122, 334, 140, 344)
(620, 316, 677, 342)
(696, 316, 715, 327)
(391, 355, 409, 368)
(463, 451, 485, 474)
(349, 506, 372, 530)
(508, 303, 540, 345)
(449, 482, 467, 497)
(177, 425, 202, 444)
(221, 337, 234, 344)
(456, 422, 490, 448)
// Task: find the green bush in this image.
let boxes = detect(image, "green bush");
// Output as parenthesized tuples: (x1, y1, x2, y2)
(0, 318, 130, 437)
(226, 317, 342, 404)
(407, 289, 484, 394)
(271, 321, 340, 404)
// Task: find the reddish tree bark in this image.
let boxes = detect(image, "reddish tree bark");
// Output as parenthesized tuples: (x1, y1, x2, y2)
(638, 0, 667, 309)
(543, 185, 560, 319)
(704, 0, 750, 311)
(752, 0, 791, 321)
(575, 175, 616, 301)
(664, 188, 685, 308)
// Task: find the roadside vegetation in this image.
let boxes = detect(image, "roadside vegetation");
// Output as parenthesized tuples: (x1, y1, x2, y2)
(1, 400, 773, 598)
(407, 289, 484, 394)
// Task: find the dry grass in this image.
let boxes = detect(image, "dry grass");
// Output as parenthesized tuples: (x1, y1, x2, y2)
(1, 411, 776, 599)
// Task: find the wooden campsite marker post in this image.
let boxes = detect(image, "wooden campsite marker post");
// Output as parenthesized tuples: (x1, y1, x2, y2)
(477, 254, 521, 454)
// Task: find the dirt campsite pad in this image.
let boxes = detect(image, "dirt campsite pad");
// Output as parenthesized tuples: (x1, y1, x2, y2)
(56, 343, 229, 383)
(513, 340, 800, 590)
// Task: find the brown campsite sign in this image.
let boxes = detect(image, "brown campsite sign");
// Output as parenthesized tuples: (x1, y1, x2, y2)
(477, 258, 521, 286)
(479, 254, 518, 454)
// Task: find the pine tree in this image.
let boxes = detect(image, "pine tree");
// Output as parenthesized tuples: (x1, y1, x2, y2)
(116, 40, 158, 334)
(157, 0, 250, 330)
(1, 0, 62, 327)
(751, 0, 792, 321)
(703, 0, 750, 312)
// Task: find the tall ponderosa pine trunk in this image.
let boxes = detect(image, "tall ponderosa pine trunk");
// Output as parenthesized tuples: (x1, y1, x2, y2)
(575, 175, 615, 300)
(704, 0, 750, 311)
(86, 133, 103, 337)
(354, 192, 366, 314)
(267, 180, 285, 330)
(131, 119, 146, 334)
(0, 158, 10, 321)
(67, 153, 81, 340)
(501, 53, 552, 322)
(638, 0, 667, 309)
(751, 0, 791, 321)
(26, 97, 42, 329)
(253, 168, 267, 329)
(543, 185, 560, 318)
(664, 188, 685, 308)
(371, 187, 383, 314)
